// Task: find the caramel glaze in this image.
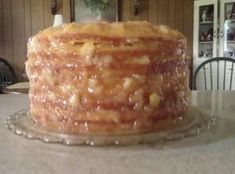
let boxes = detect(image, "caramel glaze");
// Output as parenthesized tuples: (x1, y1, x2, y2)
(26, 22, 189, 134)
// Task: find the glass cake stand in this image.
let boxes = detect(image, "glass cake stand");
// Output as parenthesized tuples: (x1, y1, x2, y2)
(5, 107, 216, 146)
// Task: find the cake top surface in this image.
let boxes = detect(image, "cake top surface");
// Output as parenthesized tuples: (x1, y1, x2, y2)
(34, 21, 185, 40)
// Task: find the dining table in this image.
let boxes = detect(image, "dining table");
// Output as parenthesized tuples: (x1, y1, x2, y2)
(0, 91, 235, 174)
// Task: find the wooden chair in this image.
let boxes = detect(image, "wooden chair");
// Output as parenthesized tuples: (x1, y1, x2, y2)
(193, 57, 235, 90)
(0, 58, 17, 93)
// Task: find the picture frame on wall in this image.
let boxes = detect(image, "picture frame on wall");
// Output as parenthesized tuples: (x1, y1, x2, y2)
(70, 0, 119, 23)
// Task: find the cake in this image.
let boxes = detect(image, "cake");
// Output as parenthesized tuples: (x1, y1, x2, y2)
(25, 21, 190, 134)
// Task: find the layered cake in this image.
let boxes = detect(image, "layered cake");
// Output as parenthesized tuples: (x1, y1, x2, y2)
(26, 21, 190, 134)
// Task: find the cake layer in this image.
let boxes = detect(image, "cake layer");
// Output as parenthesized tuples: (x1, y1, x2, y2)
(27, 22, 186, 66)
(27, 60, 189, 108)
(32, 21, 185, 41)
(31, 103, 188, 134)
(27, 39, 186, 60)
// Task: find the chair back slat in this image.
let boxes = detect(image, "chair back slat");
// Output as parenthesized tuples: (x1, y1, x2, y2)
(194, 57, 235, 90)
(217, 61, 220, 90)
(0, 72, 3, 88)
(0, 58, 18, 92)
(210, 62, 213, 90)
(203, 66, 207, 90)
(230, 62, 234, 90)
(223, 61, 226, 90)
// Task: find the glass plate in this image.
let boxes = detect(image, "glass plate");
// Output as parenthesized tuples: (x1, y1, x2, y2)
(5, 107, 216, 146)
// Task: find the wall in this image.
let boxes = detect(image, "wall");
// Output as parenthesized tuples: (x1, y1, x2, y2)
(0, 0, 193, 80)
(0, 0, 70, 79)
(120, 0, 193, 57)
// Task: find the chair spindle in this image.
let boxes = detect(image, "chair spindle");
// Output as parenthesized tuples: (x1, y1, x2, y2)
(223, 61, 226, 90)
(217, 61, 219, 90)
(210, 62, 213, 90)
(230, 62, 234, 90)
(203, 66, 207, 90)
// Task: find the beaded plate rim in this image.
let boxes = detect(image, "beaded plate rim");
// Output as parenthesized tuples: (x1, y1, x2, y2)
(5, 107, 216, 146)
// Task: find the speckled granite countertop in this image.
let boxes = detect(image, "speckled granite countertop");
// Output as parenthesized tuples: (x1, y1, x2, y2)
(0, 91, 235, 174)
